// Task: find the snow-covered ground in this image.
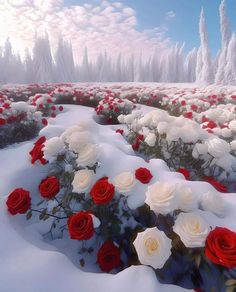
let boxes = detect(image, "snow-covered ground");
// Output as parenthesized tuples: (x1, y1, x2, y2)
(0, 104, 236, 292)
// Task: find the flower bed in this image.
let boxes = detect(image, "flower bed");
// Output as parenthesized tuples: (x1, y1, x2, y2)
(0, 97, 46, 148)
(4, 121, 236, 291)
(118, 109, 236, 190)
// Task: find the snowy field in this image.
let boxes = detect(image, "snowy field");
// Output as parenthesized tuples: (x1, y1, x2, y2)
(0, 83, 236, 292)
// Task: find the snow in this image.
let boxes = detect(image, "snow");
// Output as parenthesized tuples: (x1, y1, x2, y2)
(0, 104, 236, 291)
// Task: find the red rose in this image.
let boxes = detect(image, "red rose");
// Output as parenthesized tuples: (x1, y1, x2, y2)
(116, 129, 124, 135)
(135, 167, 153, 184)
(39, 176, 60, 199)
(203, 176, 227, 193)
(90, 178, 115, 205)
(205, 227, 236, 269)
(68, 211, 94, 240)
(29, 136, 47, 165)
(0, 118, 6, 125)
(41, 118, 48, 126)
(51, 112, 56, 118)
(132, 141, 140, 151)
(6, 188, 31, 215)
(97, 241, 121, 272)
(177, 168, 190, 180)
(34, 136, 46, 146)
(59, 106, 64, 111)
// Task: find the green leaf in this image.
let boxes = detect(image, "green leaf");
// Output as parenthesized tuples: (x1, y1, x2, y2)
(52, 206, 59, 215)
(26, 211, 32, 220)
(43, 214, 50, 221)
(80, 259, 85, 267)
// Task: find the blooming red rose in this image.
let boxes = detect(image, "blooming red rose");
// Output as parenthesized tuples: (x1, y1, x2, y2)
(6, 188, 31, 215)
(132, 141, 140, 151)
(203, 176, 228, 193)
(184, 112, 193, 119)
(68, 211, 94, 240)
(39, 176, 60, 199)
(51, 112, 56, 118)
(59, 106, 64, 111)
(97, 241, 121, 272)
(205, 227, 236, 269)
(135, 167, 153, 184)
(177, 168, 190, 180)
(34, 136, 46, 146)
(90, 178, 115, 204)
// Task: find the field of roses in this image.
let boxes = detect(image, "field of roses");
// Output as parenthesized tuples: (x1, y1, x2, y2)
(1, 83, 236, 292)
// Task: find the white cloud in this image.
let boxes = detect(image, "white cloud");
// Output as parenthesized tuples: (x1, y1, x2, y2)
(165, 10, 176, 20)
(0, 0, 171, 62)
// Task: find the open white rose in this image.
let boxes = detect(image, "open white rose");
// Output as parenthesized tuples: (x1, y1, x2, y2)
(118, 114, 125, 123)
(67, 131, 92, 153)
(60, 125, 84, 142)
(194, 143, 208, 155)
(76, 144, 100, 167)
(177, 186, 199, 212)
(133, 227, 172, 269)
(207, 137, 230, 158)
(43, 137, 64, 162)
(139, 114, 152, 127)
(200, 191, 226, 217)
(230, 140, 236, 151)
(221, 128, 232, 138)
(145, 182, 178, 215)
(72, 169, 95, 193)
(145, 133, 156, 147)
(229, 120, 236, 132)
(173, 212, 210, 248)
(113, 172, 136, 194)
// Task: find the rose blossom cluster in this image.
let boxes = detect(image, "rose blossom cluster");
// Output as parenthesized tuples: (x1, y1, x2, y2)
(119, 109, 236, 186)
(0, 98, 46, 148)
(28, 93, 63, 118)
(5, 122, 236, 290)
(10, 124, 159, 273)
(95, 94, 135, 124)
(133, 178, 236, 290)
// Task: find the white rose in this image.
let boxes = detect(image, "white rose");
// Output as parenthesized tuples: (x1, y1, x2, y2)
(194, 143, 208, 155)
(43, 137, 64, 162)
(76, 144, 100, 167)
(177, 186, 199, 212)
(157, 122, 168, 135)
(133, 227, 172, 269)
(145, 182, 178, 215)
(207, 138, 230, 158)
(113, 172, 136, 194)
(118, 114, 125, 123)
(200, 191, 226, 217)
(173, 212, 210, 248)
(67, 131, 92, 153)
(139, 114, 152, 127)
(60, 126, 83, 142)
(124, 114, 135, 124)
(145, 133, 156, 147)
(72, 169, 95, 193)
(230, 140, 236, 151)
(221, 128, 232, 138)
(229, 120, 236, 132)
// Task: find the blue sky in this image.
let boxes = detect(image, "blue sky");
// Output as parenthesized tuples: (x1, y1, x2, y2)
(65, 0, 236, 56)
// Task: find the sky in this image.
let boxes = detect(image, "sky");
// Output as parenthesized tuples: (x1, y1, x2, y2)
(0, 0, 236, 61)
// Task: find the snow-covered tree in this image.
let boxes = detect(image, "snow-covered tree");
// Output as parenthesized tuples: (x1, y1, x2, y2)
(196, 8, 213, 84)
(215, 0, 231, 84)
(32, 33, 54, 83)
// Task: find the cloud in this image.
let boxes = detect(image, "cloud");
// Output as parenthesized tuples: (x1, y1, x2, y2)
(165, 10, 176, 20)
(0, 0, 172, 62)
